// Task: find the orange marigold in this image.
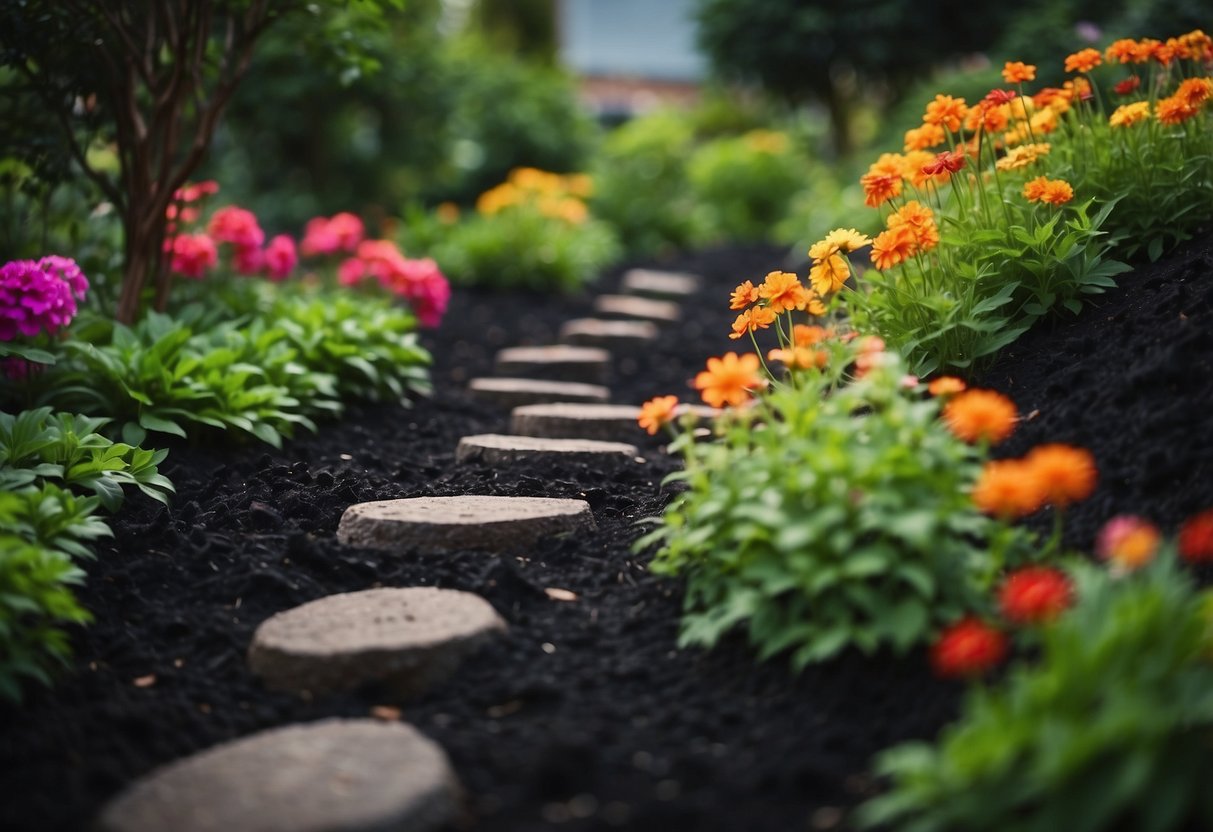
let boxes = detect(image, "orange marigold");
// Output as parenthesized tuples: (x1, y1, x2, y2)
(759, 270, 810, 313)
(1030, 107, 1059, 135)
(793, 324, 831, 347)
(1025, 444, 1097, 507)
(1023, 176, 1073, 205)
(870, 224, 918, 271)
(900, 150, 937, 188)
(904, 123, 947, 152)
(923, 94, 967, 132)
(1109, 101, 1151, 127)
(1002, 61, 1037, 84)
(931, 618, 1007, 679)
(694, 352, 765, 408)
(1175, 77, 1213, 108)
(999, 567, 1072, 624)
(972, 459, 1045, 518)
(860, 171, 903, 208)
(1064, 48, 1102, 73)
(1106, 38, 1142, 64)
(638, 395, 679, 435)
(768, 346, 828, 371)
(887, 200, 940, 252)
(809, 254, 850, 296)
(965, 102, 1010, 135)
(1096, 515, 1160, 571)
(1179, 509, 1213, 563)
(927, 376, 967, 396)
(729, 279, 760, 310)
(943, 389, 1017, 444)
(729, 306, 777, 340)
(1157, 96, 1198, 125)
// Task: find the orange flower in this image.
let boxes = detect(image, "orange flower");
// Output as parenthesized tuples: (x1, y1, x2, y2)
(999, 567, 1072, 624)
(809, 254, 850, 296)
(870, 225, 918, 271)
(972, 459, 1044, 518)
(996, 142, 1051, 172)
(729, 306, 777, 340)
(1023, 176, 1073, 205)
(1025, 444, 1097, 508)
(1157, 96, 1199, 125)
(729, 280, 760, 310)
(943, 389, 1017, 444)
(965, 102, 1010, 135)
(759, 270, 810, 313)
(1179, 509, 1213, 563)
(927, 376, 966, 397)
(904, 123, 946, 152)
(1106, 38, 1143, 64)
(900, 150, 938, 187)
(1064, 48, 1102, 73)
(1002, 61, 1037, 84)
(1109, 101, 1151, 127)
(638, 395, 679, 435)
(931, 618, 1007, 678)
(1175, 77, 1213, 108)
(768, 346, 828, 371)
(887, 201, 939, 253)
(860, 171, 902, 208)
(793, 324, 830, 347)
(1096, 516, 1160, 571)
(923, 94, 967, 132)
(694, 352, 765, 408)
(1029, 107, 1058, 135)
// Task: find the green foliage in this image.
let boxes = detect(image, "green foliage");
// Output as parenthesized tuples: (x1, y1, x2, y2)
(591, 111, 712, 256)
(430, 202, 620, 292)
(861, 553, 1213, 832)
(848, 197, 1129, 376)
(687, 130, 812, 242)
(0, 408, 173, 511)
(643, 347, 1022, 667)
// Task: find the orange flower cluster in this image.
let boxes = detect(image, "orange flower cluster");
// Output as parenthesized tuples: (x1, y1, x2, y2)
(694, 352, 765, 408)
(728, 269, 827, 341)
(869, 201, 938, 271)
(1156, 77, 1213, 126)
(972, 444, 1097, 519)
(1023, 176, 1074, 206)
(943, 389, 1017, 444)
(476, 167, 592, 224)
(1105, 31, 1213, 66)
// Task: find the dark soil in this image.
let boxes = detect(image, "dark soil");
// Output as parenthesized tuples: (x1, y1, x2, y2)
(2, 235, 1212, 832)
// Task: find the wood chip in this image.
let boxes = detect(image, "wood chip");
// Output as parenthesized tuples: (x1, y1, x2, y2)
(133, 674, 156, 688)
(544, 587, 578, 602)
(370, 705, 402, 722)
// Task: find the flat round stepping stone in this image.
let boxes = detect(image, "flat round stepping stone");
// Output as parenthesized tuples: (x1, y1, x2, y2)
(248, 587, 506, 697)
(456, 434, 639, 465)
(560, 318, 658, 348)
(511, 402, 720, 443)
(593, 294, 681, 323)
(620, 268, 701, 298)
(495, 345, 611, 384)
(97, 719, 458, 832)
(337, 495, 596, 553)
(468, 377, 610, 409)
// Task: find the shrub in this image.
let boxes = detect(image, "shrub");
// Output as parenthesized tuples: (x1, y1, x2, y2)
(860, 550, 1213, 832)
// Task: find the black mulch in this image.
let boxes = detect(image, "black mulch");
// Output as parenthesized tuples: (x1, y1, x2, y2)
(2, 233, 1212, 831)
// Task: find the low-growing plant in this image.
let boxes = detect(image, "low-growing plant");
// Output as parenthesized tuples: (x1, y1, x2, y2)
(860, 549, 1213, 832)
(428, 167, 620, 291)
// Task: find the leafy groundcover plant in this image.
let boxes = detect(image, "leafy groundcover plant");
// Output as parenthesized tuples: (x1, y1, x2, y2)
(860, 547, 1213, 832)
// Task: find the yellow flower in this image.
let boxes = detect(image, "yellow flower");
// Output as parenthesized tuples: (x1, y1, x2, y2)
(823, 228, 872, 253)
(996, 143, 1051, 172)
(1109, 101, 1151, 128)
(809, 254, 850, 296)
(1029, 107, 1058, 135)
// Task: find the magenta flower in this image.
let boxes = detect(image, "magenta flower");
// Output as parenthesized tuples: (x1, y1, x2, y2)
(232, 245, 264, 276)
(37, 255, 89, 300)
(0, 259, 80, 340)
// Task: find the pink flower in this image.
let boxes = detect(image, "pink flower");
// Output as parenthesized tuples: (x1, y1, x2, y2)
(0, 259, 79, 340)
(327, 212, 365, 252)
(232, 245, 264, 276)
(1096, 515, 1160, 571)
(174, 180, 220, 203)
(379, 256, 450, 328)
(170, 233, 218, 279)
(207, 206, 264, 250)
(337, 257, 367, 286)
(263, 235, 297, 281)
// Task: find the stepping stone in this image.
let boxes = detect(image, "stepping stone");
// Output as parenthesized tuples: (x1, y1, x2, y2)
(337, 495, 596, 553)
(593, 294, 681, 323)
(97, 719, 458, 832)
(512, 402, 720, 443)
(456, 434, 640, 465)
(495, 345, 611, 384)
(468, 377, 609, 409)
(248, 587, 506, 697)
(620, 268, 701, 298)
(560, 318, 658, 348)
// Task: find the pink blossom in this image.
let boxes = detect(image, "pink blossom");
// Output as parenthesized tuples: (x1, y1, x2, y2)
(37, 255, 89, 300)
(207, 206, 265, 250)
(328, 212, 365, 252)
(263, 235, 297, 281)
(233, 245, 264, 276)
(174, 180, 220, 203)
(0, 259, 78, 340)
(337, 257, 367, 286)
(300, 217, 339, 257)
(170, 233, 218, 279)
(379, 256, 450, 328)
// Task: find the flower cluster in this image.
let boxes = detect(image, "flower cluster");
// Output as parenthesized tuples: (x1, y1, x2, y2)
(0, 256, 89, 341)
(475, 167, 592, 225)
(336, 239, 450, 328)
(300, 212, 366, 257)
(164, 188, 298, 282)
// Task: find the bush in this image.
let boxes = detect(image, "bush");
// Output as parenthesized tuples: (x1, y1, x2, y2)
(861, 551, 1213, 832)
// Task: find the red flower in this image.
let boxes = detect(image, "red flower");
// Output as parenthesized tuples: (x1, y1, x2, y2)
(998, 567, 1072, 624)
(207, 206, 265, 250)
(1114, 76, 1141, 95)
(985, 89, 1018, 106)
(921, 150, 966, 176)
(931, 618, 1007, 678)
(1179, 509, 1213, 563)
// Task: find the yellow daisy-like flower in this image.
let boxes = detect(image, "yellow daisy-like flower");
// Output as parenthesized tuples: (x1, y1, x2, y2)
(809, 254, 850, 296)
(823, 228, 872, 252)
(1109, 101, 1151, 128)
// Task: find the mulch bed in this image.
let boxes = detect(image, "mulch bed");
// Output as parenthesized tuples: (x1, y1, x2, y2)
(2, 234, 1212, 832)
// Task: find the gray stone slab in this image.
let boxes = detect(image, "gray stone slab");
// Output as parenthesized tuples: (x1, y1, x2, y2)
(494, 345, 610, 384)
(592, 294, 681, 323)
(511, 402, 720, 443)
(559, 318, 658, 348)
(620, 268, 701, 298)
(249, 587, 506, 697)
(97, 719, 458, 832)
(467, 377, 609, 409)
(337, 495, 596, 554)
(456, 433, 639, 465)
